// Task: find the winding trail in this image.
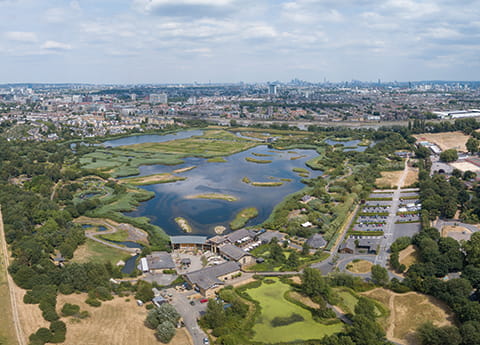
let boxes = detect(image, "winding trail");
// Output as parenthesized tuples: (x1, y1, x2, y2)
(0, 205, 26, 345)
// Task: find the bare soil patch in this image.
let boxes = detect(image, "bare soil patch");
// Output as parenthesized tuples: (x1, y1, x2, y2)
(346, 260, 373, 274)
(56, 293, 192, 345)
(413, 131, 470, 152)
(450, 161, 480, 172)
(398, 245, 419, 269)
(441, 225, 472, 241)
(13, 285, 49, 342)
(362, 288, 454, 345)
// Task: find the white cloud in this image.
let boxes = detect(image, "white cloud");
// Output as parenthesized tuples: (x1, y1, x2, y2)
(5, 31, 37, 42)
(41, 40, 72, 51)
(134, 0, 237, 17)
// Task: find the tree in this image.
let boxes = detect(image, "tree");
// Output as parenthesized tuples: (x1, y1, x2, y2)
(417, 322, 461, 345)
(146, 304, 181, 329)
(371, 265, 389, 286)
(155, 321, 176, 343)
(286, 251, 299, 269)
(466, 137, 479, 154)
(135, 280, 154, 302)
(354, 297, 376, 318)
(439, 149, 458, 162)
(302, 268, 329, 297)
(464, 232, 480, 266)
(349, 315, 386, 345)
(203, 299, 226, 329)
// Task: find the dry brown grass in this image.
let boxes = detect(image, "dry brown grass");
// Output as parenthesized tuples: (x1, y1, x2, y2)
(346, 260, 373, 274)
(450, 161, 480, 172)
(362, 288, 454, 345)
(56, 293, 192, 345)
(398, 245, 419, 269)
(288, 291, 320, 309)
(376, 171, 403, 188)
(413, 131, 470, 152)
(13, 285, 49, 342)
(403, 167, 419, 187)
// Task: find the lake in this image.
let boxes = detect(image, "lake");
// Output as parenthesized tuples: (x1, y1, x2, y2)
(105, 133, 322, 236)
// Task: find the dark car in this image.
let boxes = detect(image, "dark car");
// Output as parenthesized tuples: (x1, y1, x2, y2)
(189, 300, 195, 306)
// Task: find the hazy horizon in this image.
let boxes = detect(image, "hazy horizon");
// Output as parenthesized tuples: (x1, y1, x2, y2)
(1, 0, 479, 84)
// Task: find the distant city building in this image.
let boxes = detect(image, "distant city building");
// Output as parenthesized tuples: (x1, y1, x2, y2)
(149, 93, 168, 104)
(268, 84, 277, 95)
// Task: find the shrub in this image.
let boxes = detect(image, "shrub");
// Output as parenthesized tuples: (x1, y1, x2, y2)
(61, 303, 80, 317)
(49, 321, 66, 343)
(35, 328, 52, 343)
(85, 297, 101, 307)
(155, 321, 176, 343)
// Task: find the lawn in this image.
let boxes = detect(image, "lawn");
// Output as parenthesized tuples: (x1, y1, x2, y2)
(72, 238, 130, 265)
(376, 170, 403, 188)
(413, 131, 470, 152)
(98, 228, 129, 242)
(246, 279, 343, 343)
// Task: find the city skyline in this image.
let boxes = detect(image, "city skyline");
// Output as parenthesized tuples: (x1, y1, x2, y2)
(1, 0, 479, 84)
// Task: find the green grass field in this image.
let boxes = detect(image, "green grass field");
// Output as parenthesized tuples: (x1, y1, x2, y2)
(97, 228, 129, 242)
(246, 279, 343, 343)
(245, 157, 272, 164)
(72, 238, 129, 265)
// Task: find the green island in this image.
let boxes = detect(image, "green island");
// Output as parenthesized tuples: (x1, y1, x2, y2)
(174, 217, 192, 233)
(292, 167, 309, 174)
(185, 193, 238, 202)
(290, 155, 307, 160)
(119, 173, 186, 185)
(252, 152, 273, 157)
(207, 157, 227, 163)
(242, 176, 251, 184)
(245, 156, 273, 164)
(229, 207, 259, 230)
(251, 181, 284, 187)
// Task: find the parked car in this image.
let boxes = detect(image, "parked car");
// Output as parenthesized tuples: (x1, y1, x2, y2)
(200, 298, 209, 303)
(203, 338, 210, 345)
(189, 300, 195, 306)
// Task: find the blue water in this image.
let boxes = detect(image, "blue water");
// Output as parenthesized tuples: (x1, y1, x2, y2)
(101, 130, 204, 147)
(97, 226, 107, 232)
(325, 139, 369, 152)
(105, 239, 144, 249)
(81, 192, 100, 199)
(116, 143, 322, 236)
(122, 254, 139, 274)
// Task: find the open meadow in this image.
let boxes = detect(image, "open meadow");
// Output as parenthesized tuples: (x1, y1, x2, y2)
(54, 293, 192, 345)
(246, 279, 343, 343)
(361, 288, 454, 345)
(413, 131, 470, 152)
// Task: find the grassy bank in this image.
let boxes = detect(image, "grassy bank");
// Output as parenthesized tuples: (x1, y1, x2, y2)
(251, 181, 284, 187)
(230, 207, 259, 230)
(119, 173, 186, 186)
(174, 217, 192, 233)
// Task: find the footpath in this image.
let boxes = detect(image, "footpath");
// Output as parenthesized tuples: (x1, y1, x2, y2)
(0, 205, 25, 345)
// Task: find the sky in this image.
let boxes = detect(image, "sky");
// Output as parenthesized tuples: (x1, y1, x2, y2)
(0, 0, 479, 84)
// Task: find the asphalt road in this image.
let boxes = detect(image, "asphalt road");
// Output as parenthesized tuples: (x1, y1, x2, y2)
(169, 288, 208, 345)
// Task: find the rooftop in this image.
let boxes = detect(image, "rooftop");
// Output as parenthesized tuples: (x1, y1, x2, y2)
(170, 235, 207, 245)
(306, 233, 327, 249)
(185, 261, 241, 290)
(146, 251, 175, 270)
(219, 244, 251, 261)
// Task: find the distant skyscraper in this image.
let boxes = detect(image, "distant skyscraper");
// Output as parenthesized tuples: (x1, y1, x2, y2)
(149, 93, 168, 104)
(268, 84, 277, 95)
